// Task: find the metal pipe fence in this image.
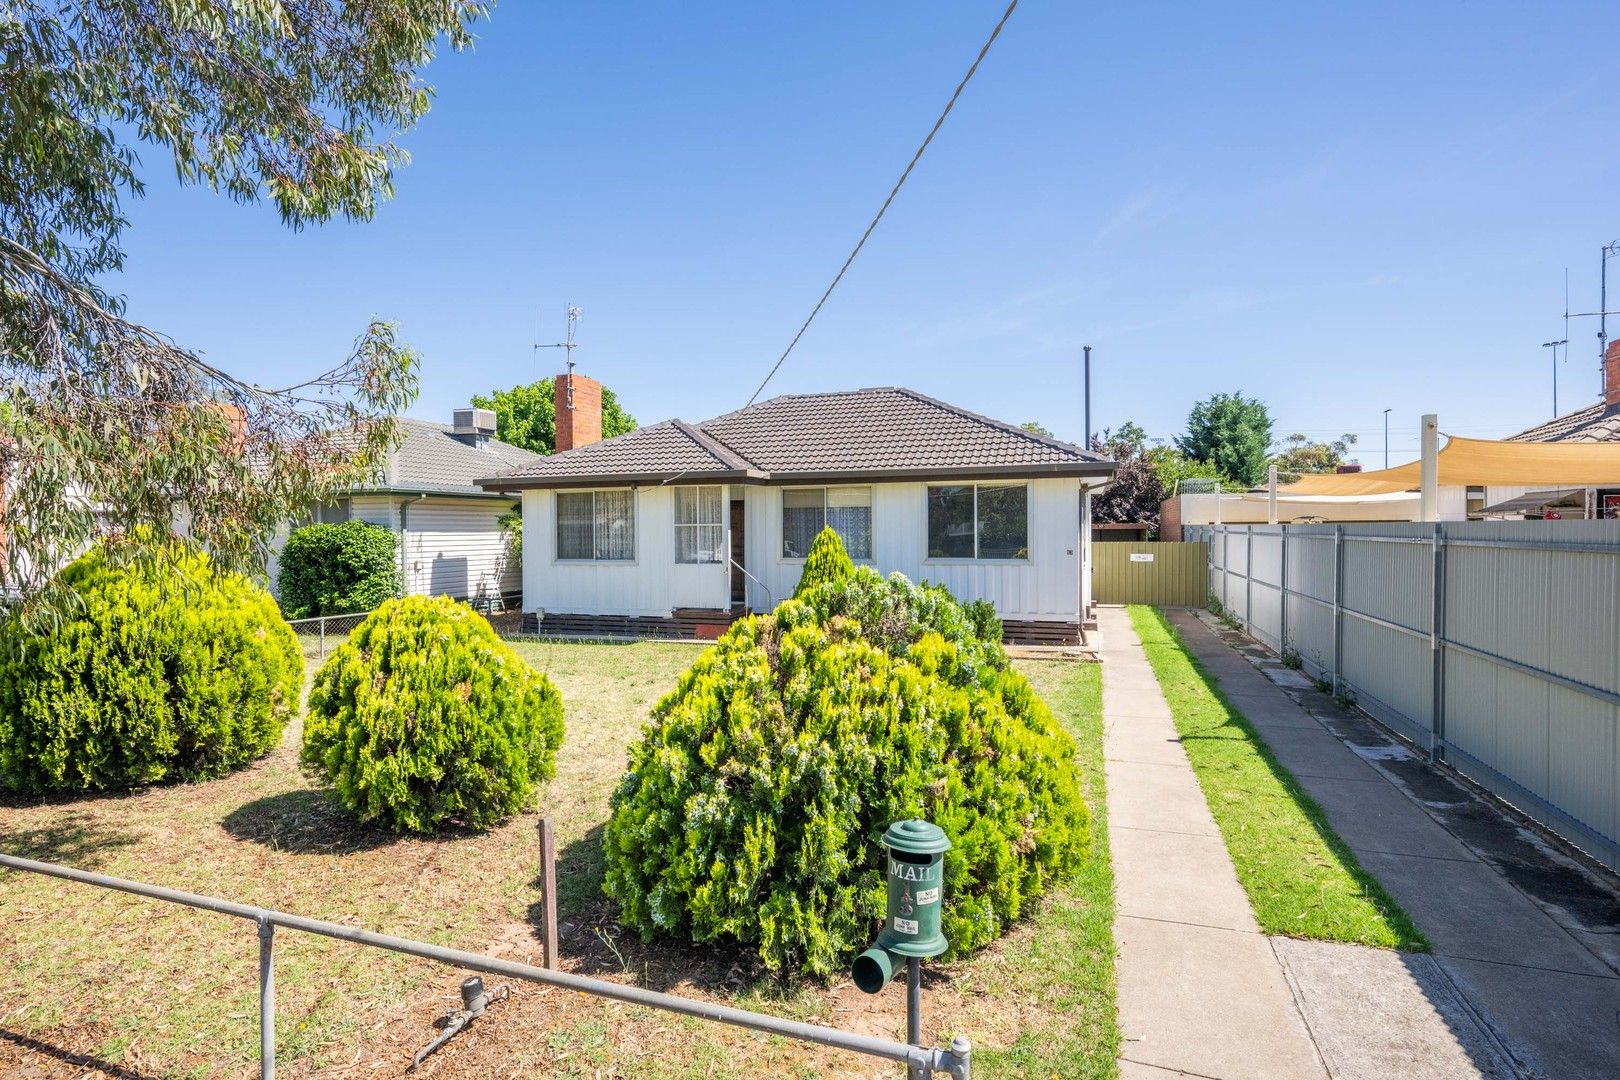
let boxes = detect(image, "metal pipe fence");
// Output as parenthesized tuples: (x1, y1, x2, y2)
(0, 853, 971, 1079)
(1202, 521, 1620, 873)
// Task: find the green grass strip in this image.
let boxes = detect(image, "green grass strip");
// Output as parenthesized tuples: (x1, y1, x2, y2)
(976, 659, 1120, 1079)
(1128, 606, 1428, 951)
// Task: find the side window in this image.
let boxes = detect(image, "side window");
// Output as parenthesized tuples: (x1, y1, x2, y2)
(927, 484, 1028, 559)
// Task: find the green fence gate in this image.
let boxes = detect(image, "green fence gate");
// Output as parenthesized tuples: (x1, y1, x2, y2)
(1093, 541, 1208, 606)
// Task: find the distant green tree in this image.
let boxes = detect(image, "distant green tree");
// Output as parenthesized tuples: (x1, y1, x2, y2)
(1176, 393, 1275, 489)
(472, 377, 638, 455)
(1020, 420, 1056, 438)
(1270, 433, 1358, 483)
(1145, 445, 1223, 493)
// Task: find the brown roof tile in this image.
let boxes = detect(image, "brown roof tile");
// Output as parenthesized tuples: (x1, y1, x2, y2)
(1508, 401, 1620, 443)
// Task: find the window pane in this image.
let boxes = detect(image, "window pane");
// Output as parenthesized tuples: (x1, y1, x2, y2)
(594, 489, 635, 560)
(557, 492, 594, 559)
(677, 524, 724, 563)
(825, 491, 872, 559)
(927, 486, 975, 558)
(976, 484, 1028, 559)
(674, 485, 722, 526)
(782, 488, 825, 558)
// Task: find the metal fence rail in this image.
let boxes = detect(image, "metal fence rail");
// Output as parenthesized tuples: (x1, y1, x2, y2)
(1203, 521, 1620, 873)
(0, 853, 971, 1079)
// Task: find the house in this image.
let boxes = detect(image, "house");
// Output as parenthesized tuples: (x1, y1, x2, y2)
(1498, 339, 1620, 518)
(477, 374, 1117, 643)
(274, 409, 543, 607)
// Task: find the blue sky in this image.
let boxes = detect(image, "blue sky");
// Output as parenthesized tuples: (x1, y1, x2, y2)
(111, 1, 1620, 466)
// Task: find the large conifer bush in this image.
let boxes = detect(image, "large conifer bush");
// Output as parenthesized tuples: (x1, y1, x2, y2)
(302, 596, 564, 833)
(277, 520, 400, 619)
(603, 568, 1087, 979)
(0, 541, 301, 793)
(792, 525, 855, 597)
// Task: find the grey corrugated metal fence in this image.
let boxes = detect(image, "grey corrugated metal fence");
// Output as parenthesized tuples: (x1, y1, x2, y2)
(1205, 521, 1620, 872)
(0, 853, 970, 1079)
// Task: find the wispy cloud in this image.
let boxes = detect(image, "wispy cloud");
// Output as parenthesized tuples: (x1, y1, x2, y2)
(1094, 186, 1175, 240)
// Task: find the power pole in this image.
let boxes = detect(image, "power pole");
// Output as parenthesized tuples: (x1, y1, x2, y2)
(1083, 345, 1092, 450)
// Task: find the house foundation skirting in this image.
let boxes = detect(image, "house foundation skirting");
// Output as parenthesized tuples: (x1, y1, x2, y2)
(521, 610, 1080, 647)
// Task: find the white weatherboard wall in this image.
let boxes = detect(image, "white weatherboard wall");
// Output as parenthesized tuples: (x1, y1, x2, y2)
(522, 485, 731, 617)
(401, 497, 519, 600)
(740, 478, 1086, 621)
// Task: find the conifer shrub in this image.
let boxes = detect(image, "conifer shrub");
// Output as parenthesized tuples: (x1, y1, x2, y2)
(603, 568, 1087, 979)
(0, 541, 302, 794)
(792, 526, 855, 597)
(277, 520, 400, 619)
(301, 595, 564, 833)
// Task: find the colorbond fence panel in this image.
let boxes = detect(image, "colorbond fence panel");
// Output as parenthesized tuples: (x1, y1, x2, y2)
(1093, 541, 1208, 606)
(1205, 521, 1620, 872)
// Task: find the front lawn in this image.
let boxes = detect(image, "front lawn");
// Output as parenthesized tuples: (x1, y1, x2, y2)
(0, 641, 1115, 1078)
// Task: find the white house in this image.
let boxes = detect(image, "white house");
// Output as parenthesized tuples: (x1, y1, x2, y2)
(477, 375, 1116, 643)
(274, 409, 542, 607)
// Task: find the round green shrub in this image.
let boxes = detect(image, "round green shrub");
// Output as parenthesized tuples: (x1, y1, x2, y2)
(277, 520, 400, 619)
(602, 568, 1087, 979)
(0, 541, 302, 793)
(301, 595, 565, 833)
(793, 526, 855, 597)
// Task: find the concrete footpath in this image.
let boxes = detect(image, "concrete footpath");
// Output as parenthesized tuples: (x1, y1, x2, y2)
(1166, 608, 1620, 1079)
(1098, 607, 1328, 1079)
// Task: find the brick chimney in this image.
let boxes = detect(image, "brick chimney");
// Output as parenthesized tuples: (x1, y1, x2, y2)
(554, 372, 603, 452)
(1606, 339, 1620, 407)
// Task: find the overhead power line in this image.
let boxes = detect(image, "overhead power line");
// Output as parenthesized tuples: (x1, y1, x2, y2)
(743, 0, 1020, 407)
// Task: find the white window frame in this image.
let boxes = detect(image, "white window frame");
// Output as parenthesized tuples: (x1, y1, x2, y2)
(924, 482, 1031, 562)
(673, 485, 725, 564)
(779, 485, 873, 561)
(554, 488, 637, 563)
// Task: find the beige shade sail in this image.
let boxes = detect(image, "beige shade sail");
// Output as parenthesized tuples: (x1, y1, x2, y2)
(1281, 435, 1620, 496)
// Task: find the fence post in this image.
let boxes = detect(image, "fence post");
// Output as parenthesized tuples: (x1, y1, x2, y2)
(1245, 528, 1254, 634)
(1279, 526, 1288, 654)
(1332, 526, 1344, 694)
(318, 616, 326, 661)
(538, 817, 559, 970)
(258, 917, 275, 1080)
(1430, 523, 1447, 761)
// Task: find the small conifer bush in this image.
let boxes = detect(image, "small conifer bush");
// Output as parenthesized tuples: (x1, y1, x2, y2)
(277, 520, 400, 619)
(0, 541, 301, 793)
(302, 596, 564, 833)
(792, 525, 855, 597)
(603, 568, 1087, 979)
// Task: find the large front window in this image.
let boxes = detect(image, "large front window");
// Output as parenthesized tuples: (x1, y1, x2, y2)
(782, 487, 872, 559)
(674, 486, 724, 563)
(556, 489, 635, 560)
(927, 483, 1028, 559)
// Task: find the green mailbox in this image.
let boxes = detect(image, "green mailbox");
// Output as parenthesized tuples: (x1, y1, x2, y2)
(852, 819, 951, 994)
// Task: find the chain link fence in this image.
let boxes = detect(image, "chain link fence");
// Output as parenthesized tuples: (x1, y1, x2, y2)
(288, 599, 527, 663)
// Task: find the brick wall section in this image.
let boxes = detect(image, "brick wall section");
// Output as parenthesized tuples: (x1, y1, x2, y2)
(1606, 340, 1620, 406)
(1158, 496, 1182, 542)
(554, 373, 603, 452)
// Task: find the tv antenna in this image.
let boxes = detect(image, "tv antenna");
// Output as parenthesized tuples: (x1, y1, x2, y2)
(535, 305, 583, 406)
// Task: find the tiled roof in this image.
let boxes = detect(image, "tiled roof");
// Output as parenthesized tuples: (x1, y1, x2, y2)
(480, 387, 1113, 488)
(1508, 400, 1620, 443)
(351, 418, 545, 495)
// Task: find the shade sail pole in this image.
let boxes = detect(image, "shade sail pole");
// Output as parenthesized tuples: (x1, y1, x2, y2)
(1419, 414, 1439, 522)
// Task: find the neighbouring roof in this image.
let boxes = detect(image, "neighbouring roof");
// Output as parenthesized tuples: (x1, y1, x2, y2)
(1478, 488, 1587, 516)
(347, 417, 545, 497)
(477, 387, 1115, 490)
(1508, 400, 1620, 444)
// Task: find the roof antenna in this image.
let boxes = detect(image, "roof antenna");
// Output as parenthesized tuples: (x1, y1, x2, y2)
(534, 304, 583, 407)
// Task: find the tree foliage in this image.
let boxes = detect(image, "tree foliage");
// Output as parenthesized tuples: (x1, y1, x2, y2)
(1176, 392, 1275, 489)
(470, 377, 639, 455)
(1019, 420, 1055, 438)
(0, 538, 301, 793)
(793, 526, 855, 597)
(1089, 424, 1168, 533)
(1271, 432, 1357, 483)
(302, 596, 565, 834)
(0, 2, 487, 617)
(277, 520, 400, 619)
(603, 569, 1088, 979)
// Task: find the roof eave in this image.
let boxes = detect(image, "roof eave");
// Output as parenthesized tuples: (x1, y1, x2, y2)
(476, 468, 768, 491)
(761, 462, 1118, 484)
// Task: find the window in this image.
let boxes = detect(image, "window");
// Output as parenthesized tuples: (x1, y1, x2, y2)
(674, 486, 724, 563)
(781, 487, 872, 559)
(315, 498, 351, 524)
(927, 483, 1028, 560)
(556, 489, 635, 560)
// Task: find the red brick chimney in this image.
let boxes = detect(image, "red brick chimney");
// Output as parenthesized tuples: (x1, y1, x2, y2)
(1606, 340, 1620, 407)
(554, 372, 603, 452)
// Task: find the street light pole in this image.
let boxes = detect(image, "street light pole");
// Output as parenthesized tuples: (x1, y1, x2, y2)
(1382, 408, 1391, 470)
(1543, 339, 1568, 417)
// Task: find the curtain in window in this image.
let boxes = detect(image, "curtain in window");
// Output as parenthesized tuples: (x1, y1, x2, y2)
(781, 488, 824, 558)
(557, 492, 594, 559)
(927, 485, 975, 557)
(675, 486, 724, 563)
(826, 486, 873, 559)
(594, 489, 635, 560)
(976, 484, 1028, 559)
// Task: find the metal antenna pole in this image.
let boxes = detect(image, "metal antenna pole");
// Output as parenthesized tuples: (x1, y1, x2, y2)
(1083, 345, 1092, 449)
(534, 304, 584, 405)
(1603, 241, 1620, 379)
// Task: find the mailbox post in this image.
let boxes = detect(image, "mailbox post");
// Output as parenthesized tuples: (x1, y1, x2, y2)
(852, 820, 951, 1080)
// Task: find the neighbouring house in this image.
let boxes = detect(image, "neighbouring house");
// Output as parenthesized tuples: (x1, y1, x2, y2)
(1499, 339, 1620, 518)
(271, 408, 543, 608)
(478, 374, 1117, 643)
